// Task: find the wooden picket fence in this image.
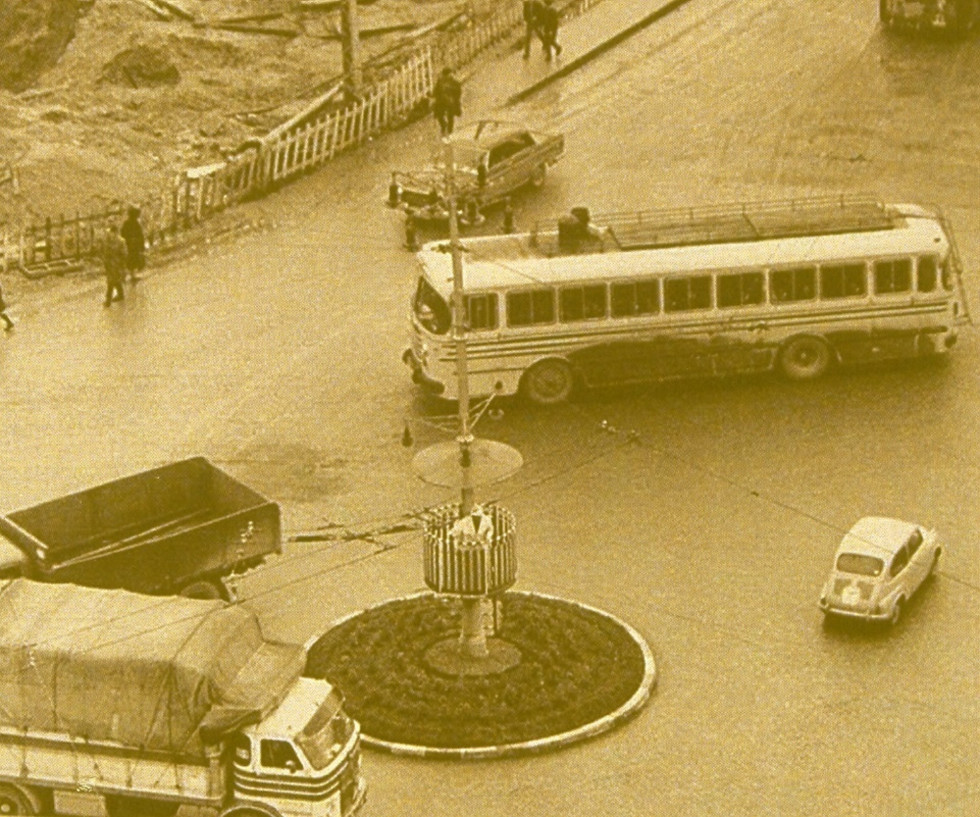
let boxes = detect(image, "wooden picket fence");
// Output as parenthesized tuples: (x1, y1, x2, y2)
(0, 0, 602, 276)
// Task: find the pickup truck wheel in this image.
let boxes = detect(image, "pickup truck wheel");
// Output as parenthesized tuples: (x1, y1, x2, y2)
(529, 164, 547, 188)
(179, 579, 228, 601)
(0, 784, 38, 815)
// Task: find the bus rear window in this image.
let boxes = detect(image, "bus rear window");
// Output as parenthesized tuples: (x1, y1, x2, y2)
(507, 289, 555, 326)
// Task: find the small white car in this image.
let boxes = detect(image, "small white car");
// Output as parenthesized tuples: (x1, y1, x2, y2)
(818, 516, 941, 625)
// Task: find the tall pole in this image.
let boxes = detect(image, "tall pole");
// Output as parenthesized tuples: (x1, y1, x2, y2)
(340, 0, 362, 99)
(446, 138, 486, 659)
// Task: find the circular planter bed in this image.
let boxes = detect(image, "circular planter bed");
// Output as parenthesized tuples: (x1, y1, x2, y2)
(305, 591, 652, 752)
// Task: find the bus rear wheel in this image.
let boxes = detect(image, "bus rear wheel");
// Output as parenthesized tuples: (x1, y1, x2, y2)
(779, 336, 831, 381)
(521, 359, 575, 405)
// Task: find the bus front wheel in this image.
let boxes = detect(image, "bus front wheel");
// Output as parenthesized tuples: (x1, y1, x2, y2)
(779, 336, 831, 381)
(521, 359, 575, 404)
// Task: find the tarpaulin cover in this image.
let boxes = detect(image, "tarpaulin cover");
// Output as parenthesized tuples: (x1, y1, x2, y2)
(0, 579, 305, 759)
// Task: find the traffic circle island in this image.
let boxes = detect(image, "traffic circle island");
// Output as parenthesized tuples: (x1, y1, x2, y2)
(304, 591, 656, 759)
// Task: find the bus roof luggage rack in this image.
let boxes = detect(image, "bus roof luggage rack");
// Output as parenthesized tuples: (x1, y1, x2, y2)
(539, 195, 896, 254)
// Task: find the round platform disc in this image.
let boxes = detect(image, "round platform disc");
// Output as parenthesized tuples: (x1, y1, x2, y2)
(412, 439, 524, 488)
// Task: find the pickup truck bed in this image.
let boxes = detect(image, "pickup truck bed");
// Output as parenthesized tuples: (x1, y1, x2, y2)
(0, 457, 280, 598)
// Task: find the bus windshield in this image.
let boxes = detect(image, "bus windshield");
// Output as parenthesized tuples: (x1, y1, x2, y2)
(413, 276, 451, 334)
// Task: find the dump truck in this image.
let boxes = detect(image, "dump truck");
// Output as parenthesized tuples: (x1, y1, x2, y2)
(0, 579, 366, 817)
(0, 457, 280, 601)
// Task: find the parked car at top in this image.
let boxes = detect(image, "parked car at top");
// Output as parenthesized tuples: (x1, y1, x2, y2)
(388, 119, 564, 224)
(819, 516, 942, 625)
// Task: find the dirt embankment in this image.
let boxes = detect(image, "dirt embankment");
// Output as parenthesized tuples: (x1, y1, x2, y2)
(0, 0, 481, 229)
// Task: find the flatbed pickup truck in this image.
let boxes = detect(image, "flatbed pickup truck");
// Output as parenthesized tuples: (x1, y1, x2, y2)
(389, 119, 564, 223)
(0, 456, 280, 600)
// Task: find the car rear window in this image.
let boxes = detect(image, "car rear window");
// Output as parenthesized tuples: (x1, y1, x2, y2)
(836, 553, 884, 577)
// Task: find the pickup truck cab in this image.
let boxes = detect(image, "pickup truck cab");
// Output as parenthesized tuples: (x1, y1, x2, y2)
(389, 119, 564, 223)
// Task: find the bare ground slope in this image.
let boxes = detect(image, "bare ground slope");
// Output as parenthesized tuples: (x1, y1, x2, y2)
(0, 0, 480, 227)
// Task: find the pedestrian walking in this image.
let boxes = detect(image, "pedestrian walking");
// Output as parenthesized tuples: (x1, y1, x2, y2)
(538, 0, 562, 61)
(522, 0, 543, 58)
(102, 224, 126, 306)
(0, 282, 14, 331)
(120, 205, 146, 283)
(432, 67, 462, 136)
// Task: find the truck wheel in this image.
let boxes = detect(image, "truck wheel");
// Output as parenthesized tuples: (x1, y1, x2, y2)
(529, 164, 547, 188)
(0, 784, 39, 815)
(178, 579, 228, 601)
(521, 359, 575, 404)
(779, 336, 831, 381)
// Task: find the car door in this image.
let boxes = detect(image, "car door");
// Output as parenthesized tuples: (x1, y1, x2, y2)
(886, 544, 911, 602)
(903, 528, 929, 594)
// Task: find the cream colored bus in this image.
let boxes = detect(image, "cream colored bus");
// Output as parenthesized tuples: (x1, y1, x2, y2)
(403, 196, 969, 404)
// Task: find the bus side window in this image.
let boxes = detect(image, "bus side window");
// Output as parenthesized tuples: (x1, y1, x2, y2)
(874, 258, 912, 294)
(718, 272, 763, 308)
(665, 276, 711, 312)
(820, 263, 866, 299)
(559, 285, 606, 322)
(507, 289, 555, 326)
(770, 267, 815, 303)
(917, 256, 937, 292)
(611, 280, 659, 317)
(466, 294, 498, 330)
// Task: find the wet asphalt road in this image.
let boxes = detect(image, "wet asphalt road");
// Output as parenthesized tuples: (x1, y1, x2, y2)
(1, 1, 978, 815)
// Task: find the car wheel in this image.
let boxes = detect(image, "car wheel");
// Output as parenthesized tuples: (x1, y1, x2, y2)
(889, 597, 904, 626)
(927, 549, 941, 580)
(521, 359, 575, 405)
(779, 336, 832, 381)
(179, 578, 229, 601)
(529, 164, 547, 188)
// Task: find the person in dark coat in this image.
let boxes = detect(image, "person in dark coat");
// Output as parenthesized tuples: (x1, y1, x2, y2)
(432, 67, 462, 136)
(102, 225, 126, 306)
(0, 282, 14, 331)
(522, 0, 543, 58)
(120, 206, 146, 282)
(538, 0, 562, 61)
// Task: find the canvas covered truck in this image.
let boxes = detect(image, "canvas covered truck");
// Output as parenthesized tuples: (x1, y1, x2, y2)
(0, 457, 280, 601)
(0, 579, 366, 817)
(880, 0, 980, 33)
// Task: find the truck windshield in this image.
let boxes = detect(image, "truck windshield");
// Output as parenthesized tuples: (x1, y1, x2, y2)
(295, 690, 354, 770)
(413, 276, 451, 334)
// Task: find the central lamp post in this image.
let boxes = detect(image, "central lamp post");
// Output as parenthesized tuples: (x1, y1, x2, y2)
(412, 138, 522, 661)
